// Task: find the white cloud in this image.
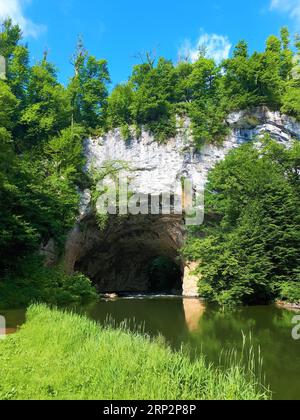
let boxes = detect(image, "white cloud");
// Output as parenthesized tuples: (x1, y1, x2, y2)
(0, 0, 45, 38)
(270, 0, 300, 24)
(179, 33, 232, 64)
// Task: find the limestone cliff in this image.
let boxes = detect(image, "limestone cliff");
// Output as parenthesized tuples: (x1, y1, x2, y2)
(84, 107, 300, 197)
(64, 107, 300, 295)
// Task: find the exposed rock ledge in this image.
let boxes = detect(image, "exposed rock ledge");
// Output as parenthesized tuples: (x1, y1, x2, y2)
(276, 301, 300, 312)
(63, 108, 300, 296)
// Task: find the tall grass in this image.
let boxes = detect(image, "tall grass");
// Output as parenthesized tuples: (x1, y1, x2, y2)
(0, 305, 270, 400)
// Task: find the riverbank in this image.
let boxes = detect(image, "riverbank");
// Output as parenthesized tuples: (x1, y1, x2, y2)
(0, 305, 270, 400)
(276, 301, 300, 311)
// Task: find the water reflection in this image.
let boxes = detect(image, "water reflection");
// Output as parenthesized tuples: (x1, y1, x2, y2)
(183, 298, 206, 332)
(80, 299, 300, 400)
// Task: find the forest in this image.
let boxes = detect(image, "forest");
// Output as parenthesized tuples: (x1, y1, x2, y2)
(0, 18, 299, 306)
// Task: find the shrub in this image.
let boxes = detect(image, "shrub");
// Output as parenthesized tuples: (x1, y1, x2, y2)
(0, 255, 97, 308)
(278, 282, 300, 304)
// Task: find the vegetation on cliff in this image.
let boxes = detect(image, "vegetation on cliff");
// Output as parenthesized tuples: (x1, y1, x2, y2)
(183, 138, 300, 306)
(0, 305, 270, 400)
(106, 28, 300, 145)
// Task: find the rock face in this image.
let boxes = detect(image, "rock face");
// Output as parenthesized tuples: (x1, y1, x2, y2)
(65, 108, 300, 295)
(65, 213, 185, 293)
(183, 262, 201, 298)
(85, 108, 300, 195)
(40, 239, 57, 267)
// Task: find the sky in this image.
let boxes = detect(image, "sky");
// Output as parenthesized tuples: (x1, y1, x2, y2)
(0, 0, 299, 87)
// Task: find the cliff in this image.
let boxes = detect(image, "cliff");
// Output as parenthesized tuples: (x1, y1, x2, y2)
(84, 107, 300, 198)
(63, 108, 300, 296)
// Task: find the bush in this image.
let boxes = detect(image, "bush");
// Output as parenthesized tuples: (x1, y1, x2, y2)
(120, 124, 131, 142)
(0, 256, 97, 308)
(278, 282, 300, 304)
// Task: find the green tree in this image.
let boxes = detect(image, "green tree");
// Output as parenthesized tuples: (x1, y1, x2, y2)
(106, 83, 134, 129)
(233, 40, 249, 58)
(0, 80, 18, 130)
(183, 140, 300, 305)
(7, 45, 29, 102)
(0, 19, 21, 59)
(129, 58, 178, 141)
(20, 59, 71, 146)
(68, 40, 110, 131)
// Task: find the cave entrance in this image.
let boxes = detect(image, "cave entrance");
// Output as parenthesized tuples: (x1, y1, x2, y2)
(147, 257, 183, 294)
(68, 213, 185, 295)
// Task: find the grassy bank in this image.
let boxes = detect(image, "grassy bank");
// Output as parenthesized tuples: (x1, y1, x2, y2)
(0, 305, 270, 400)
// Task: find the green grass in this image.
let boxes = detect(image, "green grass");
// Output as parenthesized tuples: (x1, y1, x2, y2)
(0, 305, 270, 400)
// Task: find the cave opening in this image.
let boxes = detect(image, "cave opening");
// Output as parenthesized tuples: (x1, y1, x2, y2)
(68, 213, 185, 295)
(147, 256, 183, 294)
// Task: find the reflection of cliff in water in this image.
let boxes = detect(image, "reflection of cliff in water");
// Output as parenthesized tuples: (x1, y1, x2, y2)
(183, 299, 206, 332)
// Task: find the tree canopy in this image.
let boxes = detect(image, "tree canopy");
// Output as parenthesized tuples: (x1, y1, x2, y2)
(105, 27, 300, 147)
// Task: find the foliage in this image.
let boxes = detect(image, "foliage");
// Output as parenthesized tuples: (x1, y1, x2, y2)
(0, 19, 109, 301)
(0, 257, 97, 308)
(183, 139, 300, 306)
(68, 38, 110, 131)
(20, 60, 71, 146)
(0, 126, 85, 273)
(281, 81, 300, 119)
(106, 28, 299, 145)
(106, 83, 134, 128)
(277, 282, 300, 304)
(0, 305, 270, 400)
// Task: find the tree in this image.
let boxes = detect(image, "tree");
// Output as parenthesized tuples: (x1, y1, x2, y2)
(295, 34, 300, 55)
(0, 80, 17, 176)
(281, 27, 290, 50)
(0, 19, 22, 60)
(129, 58, 177, 141)
(20, 59, 71, 146)
(8, 45, 29, 102)
(0, 80, 18, 130)
(233, 40, 249, 58)
(183, 139, 300, 305)
(0, 19, 29, 103)
(281, 81, 300, 119)
(68, 40, 110, 130)
(106, 83, 134, 129)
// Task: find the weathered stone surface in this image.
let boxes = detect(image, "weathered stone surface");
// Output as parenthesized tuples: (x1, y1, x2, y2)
(39, 239, 57, 267)
(65, 213, 185, 293)
(183, 262, 200, 297)
(84, 107, 300, 198)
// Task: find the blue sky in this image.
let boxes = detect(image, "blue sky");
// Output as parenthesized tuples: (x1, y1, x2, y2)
(0, 0, 299, 86)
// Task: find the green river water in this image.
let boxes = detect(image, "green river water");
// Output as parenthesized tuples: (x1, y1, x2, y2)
(1, 297, 300, 400)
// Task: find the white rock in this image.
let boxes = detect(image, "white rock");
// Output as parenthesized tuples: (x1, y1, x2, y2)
(84, 108, 300, 200)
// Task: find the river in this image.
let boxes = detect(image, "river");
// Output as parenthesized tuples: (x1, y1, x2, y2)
(1, 297, 300, 400)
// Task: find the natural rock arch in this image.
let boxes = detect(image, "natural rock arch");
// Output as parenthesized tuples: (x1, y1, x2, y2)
(63, 108, 300, 296)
